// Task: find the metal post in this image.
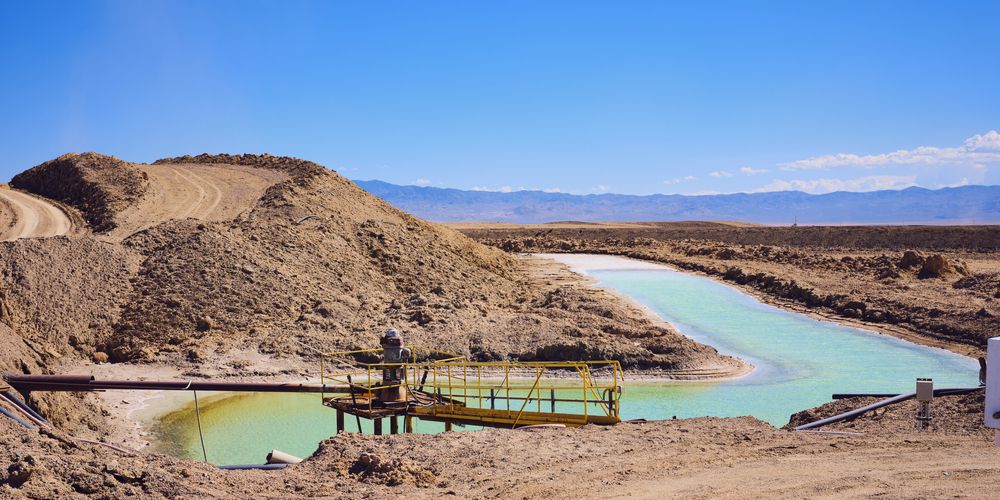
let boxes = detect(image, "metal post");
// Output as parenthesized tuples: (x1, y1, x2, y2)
(405, 415, 414, 433)
(374, 418, 382, 436)
(550, 389, 556, 413)
(390, 416, 399, 435)
(336, 409, 344, 434)
(445, 421, 453, 432)
(347, 375, 363, 433)
(193, 390, 208, 463)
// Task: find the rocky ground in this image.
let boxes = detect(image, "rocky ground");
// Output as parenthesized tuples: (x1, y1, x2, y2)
(4, 401, 999, 499)
(459, 222, 1000, 357)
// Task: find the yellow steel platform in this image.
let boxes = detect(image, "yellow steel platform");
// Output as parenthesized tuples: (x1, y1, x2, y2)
(319, 347, 623, 431)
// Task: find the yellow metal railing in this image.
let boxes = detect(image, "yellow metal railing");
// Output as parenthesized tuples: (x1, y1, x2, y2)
(319, 347, 623, 427)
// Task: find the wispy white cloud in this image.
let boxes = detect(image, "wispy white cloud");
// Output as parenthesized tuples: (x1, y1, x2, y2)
(709, 170, 733, 178)
(780, 130, 1000, 170)
(542, 187, 562, 193)
(592, 184, 608, 193)
(739, 166, 768, 175)
(414, 178, 432, 186)
(470, 185, 515, 193)
(755, 175, 918, 194)
(664, 175, 696, 185)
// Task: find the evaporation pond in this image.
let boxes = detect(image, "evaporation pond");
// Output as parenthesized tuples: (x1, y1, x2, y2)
(152, 260, 978, 465)
(587, 266, 977, 426)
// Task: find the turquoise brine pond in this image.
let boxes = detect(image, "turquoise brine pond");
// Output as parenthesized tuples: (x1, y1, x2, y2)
(153, 256, 978, 465)
(588, 266, 978, 426)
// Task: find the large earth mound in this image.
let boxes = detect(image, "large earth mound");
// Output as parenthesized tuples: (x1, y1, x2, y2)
(11, 153, 148, 233)
(2, 152, 739, 373)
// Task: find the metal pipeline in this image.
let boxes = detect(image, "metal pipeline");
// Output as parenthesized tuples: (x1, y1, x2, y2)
(2, 390, 49, 426)
(831, 386, 984, 400)
(796, 387, 985, 431)
(3, 374, 353, 394)
(0, 396, 48, 428)
(218, 463, 288, 471)
(0, 405, 34, 430)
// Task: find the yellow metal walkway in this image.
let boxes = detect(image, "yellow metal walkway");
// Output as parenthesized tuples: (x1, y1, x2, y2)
(320, 348, 623, 431)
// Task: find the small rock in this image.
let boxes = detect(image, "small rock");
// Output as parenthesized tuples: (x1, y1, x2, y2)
(196, 316, 214, 331)
(918, 255, 957, 279)
(899, 250, 924, 269)
(92, 351, 109, 364)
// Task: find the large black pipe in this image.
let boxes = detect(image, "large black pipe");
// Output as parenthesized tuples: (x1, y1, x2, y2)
(797, 386, 984, 431)
(831, 387, 984, 400)
(3, 374, 353, 394)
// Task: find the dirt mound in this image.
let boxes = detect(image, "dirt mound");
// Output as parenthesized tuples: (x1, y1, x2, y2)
(917, 254, 970, 279)
(153, 153, 327, 180)
(953, 272, 1000, 298)
(11, 153, 148, 232)
(0, 237, 137, 369)
(0, 152, 734, 372)
(105, 155, 722, 370)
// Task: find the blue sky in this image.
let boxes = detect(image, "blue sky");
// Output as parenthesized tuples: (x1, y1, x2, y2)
(1, 1, 998, 195)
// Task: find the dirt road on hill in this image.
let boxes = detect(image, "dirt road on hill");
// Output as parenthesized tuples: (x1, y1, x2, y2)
(108, 163, 287, 239)
(0, 185, 74, 241)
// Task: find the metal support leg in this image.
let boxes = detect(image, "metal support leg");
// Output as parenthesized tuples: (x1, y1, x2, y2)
(390, 416, 399, 435)
(445, 422, 453, 432)
(405, 415, 414, 433)
(374, 418, 382, 435)
(336, 409, 344, 434)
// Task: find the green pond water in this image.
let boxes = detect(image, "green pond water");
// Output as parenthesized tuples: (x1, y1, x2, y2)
(153, 259, 978, 465)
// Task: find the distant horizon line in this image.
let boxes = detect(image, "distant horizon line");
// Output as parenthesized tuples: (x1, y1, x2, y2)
(352, 178, 1000, 198)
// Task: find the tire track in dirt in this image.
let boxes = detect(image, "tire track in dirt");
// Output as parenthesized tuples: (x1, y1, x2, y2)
(107, 163, 287, 239)
(0, 185, 74, 241)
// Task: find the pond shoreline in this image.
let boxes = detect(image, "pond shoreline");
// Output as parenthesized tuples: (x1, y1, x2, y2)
(536, 253, 979, 362)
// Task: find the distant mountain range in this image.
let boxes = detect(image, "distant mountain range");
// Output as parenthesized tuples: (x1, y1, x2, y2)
(353, 181, 1000, 225)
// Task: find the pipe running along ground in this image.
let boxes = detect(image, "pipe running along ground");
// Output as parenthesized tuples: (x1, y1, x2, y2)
(795, 387, 984, 431)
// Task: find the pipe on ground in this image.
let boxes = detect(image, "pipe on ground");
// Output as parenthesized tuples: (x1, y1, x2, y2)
(0, 405, 34, 430)
(2, 374, 352, 394)
(796, 387, 984, 431)
(218, 463, 288, 471)
(2, 390, 49, 426)
(831, 387, 984, 400)
(266, 449, 303, 465)
(0, 396, 48, 429)
(795, 392, 915, 431)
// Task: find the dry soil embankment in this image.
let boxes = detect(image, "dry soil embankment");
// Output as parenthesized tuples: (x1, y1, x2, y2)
(460, 222, 1000, 356)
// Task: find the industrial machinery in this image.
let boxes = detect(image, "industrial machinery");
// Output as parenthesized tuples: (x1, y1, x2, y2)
(320, 332, 623, 434)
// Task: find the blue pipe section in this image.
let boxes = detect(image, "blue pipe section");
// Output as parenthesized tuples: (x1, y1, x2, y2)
(2, 391, 48, 425)
(0, 405, 34, 430)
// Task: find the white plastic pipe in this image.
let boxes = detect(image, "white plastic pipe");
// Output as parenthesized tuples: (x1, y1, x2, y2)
(266, 449, 304, 465)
